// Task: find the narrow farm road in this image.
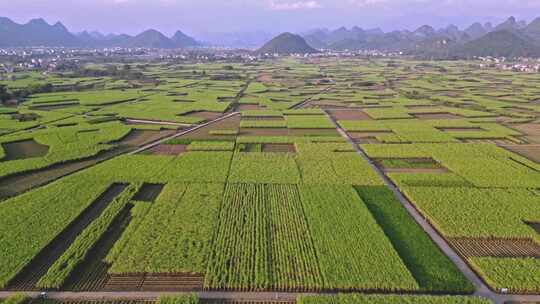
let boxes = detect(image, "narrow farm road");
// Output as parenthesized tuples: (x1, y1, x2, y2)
(124, 119, 193, 127)
(323, 110, 540, 304)
(129, 112, 240, 155)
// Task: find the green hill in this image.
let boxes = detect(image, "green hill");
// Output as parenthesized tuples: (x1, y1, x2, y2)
(454, 30, 540, 58)
(256, 33, 318, 55)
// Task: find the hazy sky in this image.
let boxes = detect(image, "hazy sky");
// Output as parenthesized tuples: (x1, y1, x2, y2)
(1, 0, 540, 36)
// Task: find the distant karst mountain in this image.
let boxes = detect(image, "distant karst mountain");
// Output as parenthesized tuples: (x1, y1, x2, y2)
(300, 16, 540, 58)
(256, 32, 318, 55)
(0, 17, 79, 47)
(2, 15, 540, 58)
(453, 30, 540, 58)
(0, 17, 199, 48)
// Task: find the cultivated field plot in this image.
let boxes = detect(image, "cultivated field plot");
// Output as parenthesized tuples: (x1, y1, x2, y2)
(0, 58, 539, 297)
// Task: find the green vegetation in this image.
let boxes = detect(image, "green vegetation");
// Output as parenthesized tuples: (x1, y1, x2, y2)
(157, 294, 199, 304)
(37, 184, 139, 288)
(470, 257, 540, 293)
(298, 294, 492, 304)
(355, 186, 474, 293)
(1, 57, 539, 295)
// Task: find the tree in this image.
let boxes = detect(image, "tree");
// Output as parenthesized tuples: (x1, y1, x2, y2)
(0, 85, 10, 103)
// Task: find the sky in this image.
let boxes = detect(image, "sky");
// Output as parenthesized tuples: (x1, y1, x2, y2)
(1, 0, 540, 36)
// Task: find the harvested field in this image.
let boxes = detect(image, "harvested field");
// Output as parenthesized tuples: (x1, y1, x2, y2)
(1, 139, 49, 161)
(240, 128, 289, 136)
(6, 183, 128, 290)
(262, 143, 296, 153)
(237, 104, 266, 111)
(328, 110, 371, 121)
(510, 123, 540, 136)
(105, 273, 203, 291)
(449, 238, 540, 258)
(148, 144, 187, 155)
(180, 111, 223, 121)
(413, 113, 462, 120)
(501, 145, 540, 163)
(347, 131, 394, 143)
(132, 184, 164, 202)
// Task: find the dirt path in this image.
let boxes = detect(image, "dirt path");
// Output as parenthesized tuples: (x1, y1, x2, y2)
(323, 110, 540, 304)
(2, 290, 540, 303)
(124, 119, 192, 127)
(291, 84, 334, 110)
(129, 112, 240, 155)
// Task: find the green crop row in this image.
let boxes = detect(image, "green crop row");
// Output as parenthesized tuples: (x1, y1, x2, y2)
(187, 141, 235, 151)
(298, 294, 492, 304)
(299, 185, 419, 291)
(285, 115, 335, 129)
(157, 294, 199, 304)
(0, 175, 112, 288)
(205, 183, 322, 290)
(470, 257, 540, 293)
(240, 120, 287, 128)
(355, 186, 474, 293)
(109, 183, 223, 274)
(36, 184, 139, 288)
(403, 187, 540, 242)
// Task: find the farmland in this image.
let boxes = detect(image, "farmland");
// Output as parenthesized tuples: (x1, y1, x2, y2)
(0, 57, 539, 304)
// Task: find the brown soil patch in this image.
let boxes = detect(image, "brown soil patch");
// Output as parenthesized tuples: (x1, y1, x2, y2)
(412, 113, 462, 120)
(237, 104, 266, 111)
(512, 123, 540, 136)
(105, 273, 203, 291)
(257, 73, 273, 84)
(449, 238, 540, 258)
(1, 139, 49, 161)
(262, 143, 296, 153)
(240, 128, 289, 136)
(149, 144, 187, 156)
(501, 145, 540, 163)
(180, 111, 223, 121)
(328, 110, 371, 121)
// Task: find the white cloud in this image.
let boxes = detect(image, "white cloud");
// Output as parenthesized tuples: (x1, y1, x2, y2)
(268, 0, 322, 10)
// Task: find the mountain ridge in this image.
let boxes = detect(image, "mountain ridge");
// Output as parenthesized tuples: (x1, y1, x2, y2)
(0, 17, 199, 48)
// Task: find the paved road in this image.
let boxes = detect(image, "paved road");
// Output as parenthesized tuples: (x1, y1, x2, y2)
(323, 110, 540, 304)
